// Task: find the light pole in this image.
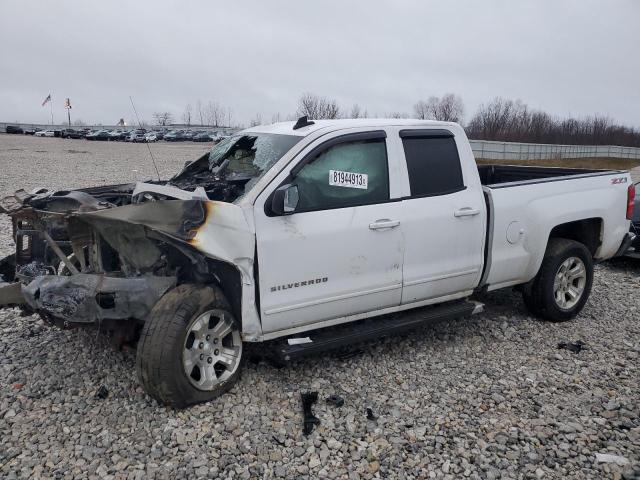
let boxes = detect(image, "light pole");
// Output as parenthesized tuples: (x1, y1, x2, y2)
(64, 98, 72, 126)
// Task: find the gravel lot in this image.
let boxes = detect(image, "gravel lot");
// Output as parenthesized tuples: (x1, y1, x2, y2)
(1, 134, 639, 479)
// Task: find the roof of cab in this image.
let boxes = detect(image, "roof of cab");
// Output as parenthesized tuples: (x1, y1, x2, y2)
(243, 118, 458, 137)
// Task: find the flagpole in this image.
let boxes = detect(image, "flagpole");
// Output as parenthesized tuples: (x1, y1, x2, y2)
(50, 96, 54, 125)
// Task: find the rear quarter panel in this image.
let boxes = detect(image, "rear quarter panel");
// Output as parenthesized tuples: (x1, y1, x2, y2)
(484, 172, 631, 290)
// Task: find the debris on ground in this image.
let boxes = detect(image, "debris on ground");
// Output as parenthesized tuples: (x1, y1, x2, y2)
(301, 392, 320, 435)
(366, 407, 378, 421)
(594, 453, 630, 465)
(94, 385, 109, 400)
(326, 394, 344, 408)
(557, 340, 585, 353)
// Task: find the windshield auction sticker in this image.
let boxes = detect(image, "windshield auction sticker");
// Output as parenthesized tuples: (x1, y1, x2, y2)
(329, 170, 368, 189)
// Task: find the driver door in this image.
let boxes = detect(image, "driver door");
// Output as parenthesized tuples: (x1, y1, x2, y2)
(253, 130, 404, 334)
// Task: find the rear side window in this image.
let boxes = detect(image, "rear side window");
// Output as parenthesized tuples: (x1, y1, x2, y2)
(401, 132, 464, 197)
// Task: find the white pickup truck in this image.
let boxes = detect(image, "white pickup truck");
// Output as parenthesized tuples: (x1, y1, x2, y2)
(0, 118, 635, 406)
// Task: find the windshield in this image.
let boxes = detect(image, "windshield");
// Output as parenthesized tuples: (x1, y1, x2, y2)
(209, 133, 301, 180)
(169, 132, 302, 202)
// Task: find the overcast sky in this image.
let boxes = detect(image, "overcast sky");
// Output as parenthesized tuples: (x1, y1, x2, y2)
(1, 0, 638, 128)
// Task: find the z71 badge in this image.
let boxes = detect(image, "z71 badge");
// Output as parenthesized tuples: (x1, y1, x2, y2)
(611, 177, 628, 184)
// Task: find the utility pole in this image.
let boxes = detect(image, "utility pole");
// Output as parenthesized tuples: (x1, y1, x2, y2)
(64, 98, 72, 126)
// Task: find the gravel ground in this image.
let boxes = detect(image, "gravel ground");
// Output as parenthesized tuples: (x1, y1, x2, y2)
(1, 134, 639, 479)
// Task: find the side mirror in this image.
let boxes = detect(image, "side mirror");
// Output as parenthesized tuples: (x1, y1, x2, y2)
(271, 184, 299, 215)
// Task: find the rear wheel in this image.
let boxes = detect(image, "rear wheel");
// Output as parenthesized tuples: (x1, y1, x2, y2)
(136, 284, 243, 407)
(522, 238, 593, 322)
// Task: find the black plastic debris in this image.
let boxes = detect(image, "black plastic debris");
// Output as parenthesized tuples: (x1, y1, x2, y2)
(557, 340, 585, 354)
(301, 392, 320, 435)
(326, 394, 344, 408)
(366, 407, 378, 421)
(95, 385, 109, 399)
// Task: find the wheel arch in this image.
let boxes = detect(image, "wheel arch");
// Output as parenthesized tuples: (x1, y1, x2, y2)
(547, 217, 603, 257)
(156, 239, 245, 328)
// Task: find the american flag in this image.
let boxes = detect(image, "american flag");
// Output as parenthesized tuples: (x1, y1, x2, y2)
(41, 94, 51, 107)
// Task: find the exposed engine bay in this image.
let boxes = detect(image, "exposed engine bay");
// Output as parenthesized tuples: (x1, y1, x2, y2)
(0, 132, 298, 332)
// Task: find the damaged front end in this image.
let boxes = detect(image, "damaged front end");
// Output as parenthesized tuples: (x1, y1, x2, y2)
(0, 179, 251, 332)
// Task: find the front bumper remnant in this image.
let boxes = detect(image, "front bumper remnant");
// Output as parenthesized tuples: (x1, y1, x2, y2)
(22, 274, 177, 324)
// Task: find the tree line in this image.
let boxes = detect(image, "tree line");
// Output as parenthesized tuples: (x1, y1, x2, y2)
(285, 93, 640, 147)
(150, 92, 639, 147)
(153, 99, 235, 128)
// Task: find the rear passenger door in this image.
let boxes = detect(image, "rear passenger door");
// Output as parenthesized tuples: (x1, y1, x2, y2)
(394, 128, 486, 304)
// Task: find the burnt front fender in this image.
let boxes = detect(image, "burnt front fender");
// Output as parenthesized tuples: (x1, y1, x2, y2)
(23, 274, 176, 324)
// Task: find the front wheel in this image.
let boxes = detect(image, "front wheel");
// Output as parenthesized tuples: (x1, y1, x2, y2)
(522, 238, 593, 322)
(136, 284, 243, 407)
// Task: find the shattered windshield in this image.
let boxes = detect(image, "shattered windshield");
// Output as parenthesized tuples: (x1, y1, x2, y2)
(169, 132, 301, 202)
(209, 133, 301, 180)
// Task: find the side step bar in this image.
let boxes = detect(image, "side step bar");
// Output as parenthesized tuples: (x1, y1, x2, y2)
(274, 299, 483, 362)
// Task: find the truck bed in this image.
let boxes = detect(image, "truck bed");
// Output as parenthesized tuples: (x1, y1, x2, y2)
(477, 164, 619, 187)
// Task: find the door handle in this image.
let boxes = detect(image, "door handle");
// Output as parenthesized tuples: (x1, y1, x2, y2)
(454, 207, 480, 217)
(369, 219, 400, 230)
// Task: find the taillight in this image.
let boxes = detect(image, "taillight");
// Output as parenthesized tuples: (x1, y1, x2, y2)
(628, 183, 636, 220)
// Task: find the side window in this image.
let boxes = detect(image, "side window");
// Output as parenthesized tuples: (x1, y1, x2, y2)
(291, 138, 389, 211)
(401, 134, 464, 197)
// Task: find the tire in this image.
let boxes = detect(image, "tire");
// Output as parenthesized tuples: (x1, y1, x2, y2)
(522, 238, 593, 322)
(136, 284, 243, 407)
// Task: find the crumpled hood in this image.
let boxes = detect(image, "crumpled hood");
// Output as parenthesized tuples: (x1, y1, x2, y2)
(77, 199, 255, 266)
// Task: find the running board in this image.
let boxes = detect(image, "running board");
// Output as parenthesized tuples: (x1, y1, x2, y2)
(273, 300, 483, 362)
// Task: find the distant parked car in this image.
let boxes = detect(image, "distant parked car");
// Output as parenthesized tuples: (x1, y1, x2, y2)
(5, 125, 24, 134)
(108, 130, 124, 141)
(23, 127, 37, 135)
(164, 130, 185, 142)
(145, 131, 161, 142)
(34, 130, 55, 137)
(61, 128, 83, 139)
(86, 129, 110, 141)
(129, 129, 147, 143)
(193, 131, 214, 142)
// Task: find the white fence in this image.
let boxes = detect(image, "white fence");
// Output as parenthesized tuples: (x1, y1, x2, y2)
(470, 140, 640, 161)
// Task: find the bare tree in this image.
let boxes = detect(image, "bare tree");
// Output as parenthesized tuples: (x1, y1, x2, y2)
(413, 100, 430, 120)
(296, 93, 341, 119)
(413, 94, 464, 122)
(436, 94, 464, 122)
(182, 104, 192, 126)
(226, 107, 233, 127)
(153, 112, 173, 126)
(196, 100, 204, 126)
(350, 104, 362, 119)
(205, 101, 223, 126)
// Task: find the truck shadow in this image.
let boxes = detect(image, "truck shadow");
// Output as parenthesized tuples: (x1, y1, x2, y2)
(605, 256, 640, 273)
